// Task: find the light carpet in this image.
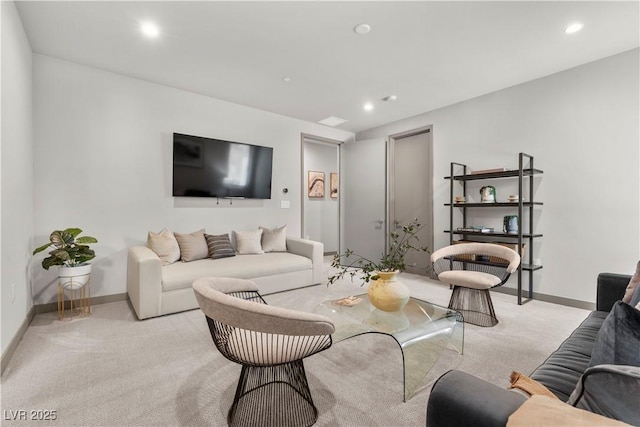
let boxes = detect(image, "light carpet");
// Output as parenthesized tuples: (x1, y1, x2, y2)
(0, 261, 590, 426)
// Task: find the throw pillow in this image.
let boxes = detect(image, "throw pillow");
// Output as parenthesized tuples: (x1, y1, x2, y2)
(630, 278, 640, 308)
(147, 228, 180, 265)
(174, 229, 208, 262)
(205, 233, 235, 259)
(234, 229, 264, 255)
(589, 301, 640, 368)
(622, 260, 640, 303)
(508, 371, 559, 399)
(566, 364, 640, 424)
(260, 225, 287, 252)
(507, 395, 628, 427)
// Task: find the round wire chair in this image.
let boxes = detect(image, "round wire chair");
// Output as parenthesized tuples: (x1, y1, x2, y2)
(193, 277, 334, 427)
(431, 243, 521, 327)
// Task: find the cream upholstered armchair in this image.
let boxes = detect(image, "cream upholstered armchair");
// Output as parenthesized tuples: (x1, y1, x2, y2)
(192, 277, 334, 427)
(431, 243, 521, 327)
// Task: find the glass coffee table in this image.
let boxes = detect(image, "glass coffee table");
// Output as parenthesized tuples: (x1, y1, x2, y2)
(313, 294, 464, 401)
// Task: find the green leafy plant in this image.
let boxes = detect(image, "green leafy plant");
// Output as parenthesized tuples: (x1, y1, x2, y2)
(33, 228, 98, 270)
(327, 218, 430, 285)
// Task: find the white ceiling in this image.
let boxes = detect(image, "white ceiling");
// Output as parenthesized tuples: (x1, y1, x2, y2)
(15, 1, 640, 134)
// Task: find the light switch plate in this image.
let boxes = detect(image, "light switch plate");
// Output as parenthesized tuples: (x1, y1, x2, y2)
(280, 200, 290, 209)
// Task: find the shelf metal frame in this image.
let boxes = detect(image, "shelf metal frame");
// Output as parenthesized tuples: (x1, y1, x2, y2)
(445, 153, 543, 305)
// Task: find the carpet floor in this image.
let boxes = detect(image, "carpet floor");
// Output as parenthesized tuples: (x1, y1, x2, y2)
(0, 262, 590, 426)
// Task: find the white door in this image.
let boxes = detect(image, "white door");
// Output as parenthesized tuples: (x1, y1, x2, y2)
(389, 129, 433, 275)
(342, 138, 386, 265)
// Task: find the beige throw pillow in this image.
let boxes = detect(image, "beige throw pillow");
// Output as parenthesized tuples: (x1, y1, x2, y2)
(622, 260, 640, 303)
(260, 225, 287, 252)
(507, 395, 629, 427)
(234, 229, 264, 254)
(509, 371, 559, 400)
(147, 228, 181, 266)
(174, 229, 208, 262)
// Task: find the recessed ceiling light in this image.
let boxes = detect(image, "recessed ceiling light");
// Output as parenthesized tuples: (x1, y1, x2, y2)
(565, 22, 584, 34)
(364, 103, 374, 112)
(354, 23, 371, 35)
(282, 77, 292, 82)
(140, 21, 160, 38)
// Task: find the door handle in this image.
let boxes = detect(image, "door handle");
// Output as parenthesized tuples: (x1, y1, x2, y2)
(394, 220, 402, 229)
(375, 219, 384, 225)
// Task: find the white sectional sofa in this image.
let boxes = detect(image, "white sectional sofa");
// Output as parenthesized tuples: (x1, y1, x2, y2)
(127, 237, 324, 320)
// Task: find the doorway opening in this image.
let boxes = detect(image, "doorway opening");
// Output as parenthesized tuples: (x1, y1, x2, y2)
(301, 134, 341, 255)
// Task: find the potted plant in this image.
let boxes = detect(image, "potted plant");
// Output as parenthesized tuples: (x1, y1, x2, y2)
(33, 228, 98, 290)
(327, 218, 430, 311)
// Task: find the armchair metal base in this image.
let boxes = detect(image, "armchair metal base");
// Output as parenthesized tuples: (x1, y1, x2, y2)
(448, 286, 498, 327)
(229, 360, 318, 427)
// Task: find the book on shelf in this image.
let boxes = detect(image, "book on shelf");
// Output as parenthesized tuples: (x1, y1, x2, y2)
(470, 167, 508, 175)
(457, 226, 494, 233)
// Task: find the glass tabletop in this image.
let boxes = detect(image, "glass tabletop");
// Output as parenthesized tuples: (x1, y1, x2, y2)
(314, 294, 464, 401)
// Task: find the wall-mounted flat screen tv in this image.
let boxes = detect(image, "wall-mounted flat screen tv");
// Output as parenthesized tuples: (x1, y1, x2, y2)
(172, 133, 273, 199)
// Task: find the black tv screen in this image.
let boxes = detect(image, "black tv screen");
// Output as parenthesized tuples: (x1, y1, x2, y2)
(172, 133, 273, 199)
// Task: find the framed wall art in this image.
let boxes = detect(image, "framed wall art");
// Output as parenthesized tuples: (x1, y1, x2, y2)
(330, 173, 338, 198)
(307, 171, 325, 198)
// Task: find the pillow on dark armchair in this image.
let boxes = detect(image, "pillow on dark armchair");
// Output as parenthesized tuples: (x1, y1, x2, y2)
(566, 301, 640, 424)
(589, 301, 640, 367)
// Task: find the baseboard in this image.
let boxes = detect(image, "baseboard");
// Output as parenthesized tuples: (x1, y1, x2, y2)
(1, 305, 35, 375)
(324, 251, 337, 256)
(493, 286, 596, 310)
(34, 292, 128, 315)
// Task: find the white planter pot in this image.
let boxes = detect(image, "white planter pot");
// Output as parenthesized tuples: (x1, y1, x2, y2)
(59, 264, 91, 290)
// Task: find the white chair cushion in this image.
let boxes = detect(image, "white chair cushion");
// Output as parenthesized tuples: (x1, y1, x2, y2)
(227, 329, 319, 365)
(438, 270, 502, 290)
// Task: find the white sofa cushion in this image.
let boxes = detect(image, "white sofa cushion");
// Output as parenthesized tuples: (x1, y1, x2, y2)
(174, 229, 208, 262)
(260, 225, 287, 252)
(147, 228, 181, 266)
(234, 229, 264, 254)
(161, 252, 312, 292)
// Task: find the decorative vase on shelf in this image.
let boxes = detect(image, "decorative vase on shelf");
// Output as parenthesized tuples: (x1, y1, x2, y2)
(367, 271, 410, 312)
(480, 185, 496, 203)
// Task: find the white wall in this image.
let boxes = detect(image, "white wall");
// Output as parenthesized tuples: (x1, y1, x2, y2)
(357, 49, 640, 304)
(1, 1, 34, 355)
(32, 54, 353, 304)
(303, 140, 339, 252)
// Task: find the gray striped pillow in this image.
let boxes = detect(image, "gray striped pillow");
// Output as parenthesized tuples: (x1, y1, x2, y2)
(205, 234, 236, 259)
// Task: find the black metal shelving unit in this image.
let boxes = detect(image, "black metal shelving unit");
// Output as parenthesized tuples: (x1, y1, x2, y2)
(444, 153, 543, 305)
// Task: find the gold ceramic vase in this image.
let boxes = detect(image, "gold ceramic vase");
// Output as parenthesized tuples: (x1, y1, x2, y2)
(367, 271, 410, 312)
